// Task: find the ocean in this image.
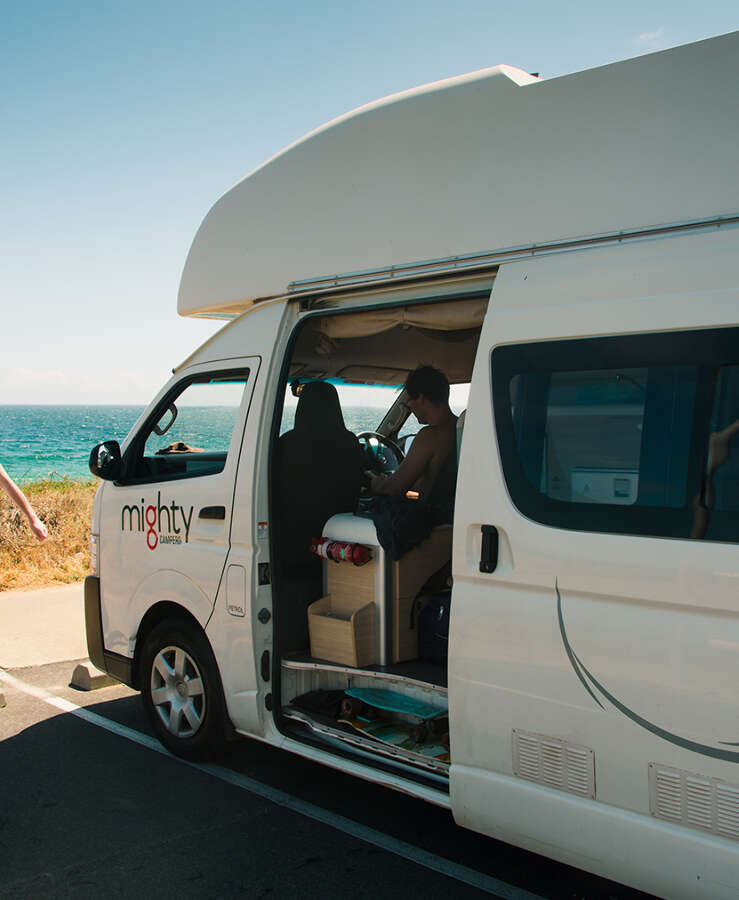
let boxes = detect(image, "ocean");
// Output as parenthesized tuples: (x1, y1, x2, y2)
(0, 405, 391, 483)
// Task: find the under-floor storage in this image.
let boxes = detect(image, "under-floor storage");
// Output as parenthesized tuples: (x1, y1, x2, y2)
(281, 656, 450, 774)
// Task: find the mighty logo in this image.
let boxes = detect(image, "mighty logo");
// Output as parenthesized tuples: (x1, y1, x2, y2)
(121, 492, 194, 550)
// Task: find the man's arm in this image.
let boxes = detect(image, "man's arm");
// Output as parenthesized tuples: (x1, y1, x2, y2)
(690, 417, 739, 539)
(0, 464, 48, 541)
(368, 428, 434, 497)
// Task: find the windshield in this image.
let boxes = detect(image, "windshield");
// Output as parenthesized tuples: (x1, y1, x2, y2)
(280, 382, 401, 435)
(397, 383, 470, 438)
(280, 381, 470, 437)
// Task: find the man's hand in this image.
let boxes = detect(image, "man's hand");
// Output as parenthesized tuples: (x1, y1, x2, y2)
(366, 471, 387, 493)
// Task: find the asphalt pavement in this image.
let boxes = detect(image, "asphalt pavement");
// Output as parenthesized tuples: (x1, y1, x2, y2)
(0, 583, 499, 899)
(0, 583, 655, 900)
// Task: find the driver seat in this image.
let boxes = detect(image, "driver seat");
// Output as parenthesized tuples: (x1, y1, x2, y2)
(273, 382, 365, 573)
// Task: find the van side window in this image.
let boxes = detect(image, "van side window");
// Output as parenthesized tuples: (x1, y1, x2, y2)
(511, 367, 647, 505)
(492, 328, 739, 543)
(122, 371, 249, 484)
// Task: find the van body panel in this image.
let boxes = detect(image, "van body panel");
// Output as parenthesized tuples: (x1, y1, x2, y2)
(97, 357, 259, 659)
(125, 572, 213, 655)
(175, 296, 289, 373)
(482, 227, 739, 341)
(204, 300, 293, 737)
(452, 768, 738, 900)
(449, 227, 739, 891)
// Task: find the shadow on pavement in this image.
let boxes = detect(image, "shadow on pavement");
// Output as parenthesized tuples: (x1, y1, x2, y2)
(0, 695, 486, 900)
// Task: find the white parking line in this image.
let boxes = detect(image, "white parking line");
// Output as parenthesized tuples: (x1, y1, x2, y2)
(0, 667, 545, 900)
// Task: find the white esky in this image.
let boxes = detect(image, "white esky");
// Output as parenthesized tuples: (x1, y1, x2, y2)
(2, 3, 737, 407)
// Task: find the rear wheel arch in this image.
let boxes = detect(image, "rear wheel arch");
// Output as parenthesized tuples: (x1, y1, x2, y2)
(133, 602, 204, 689)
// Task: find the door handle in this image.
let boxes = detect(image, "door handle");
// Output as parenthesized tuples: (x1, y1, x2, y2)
(479, 525, 499, 573)
(199, 505, 226, 520)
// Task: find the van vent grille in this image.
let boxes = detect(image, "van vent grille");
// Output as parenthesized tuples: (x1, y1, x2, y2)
(512, 729, 595, 799)
(649, 764, 739, 841)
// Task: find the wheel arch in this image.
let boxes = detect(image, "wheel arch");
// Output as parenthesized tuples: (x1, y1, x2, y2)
(133, 601, 212, 691)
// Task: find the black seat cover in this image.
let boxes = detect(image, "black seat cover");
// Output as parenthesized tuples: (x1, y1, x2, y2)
(274, 381, 364, 572)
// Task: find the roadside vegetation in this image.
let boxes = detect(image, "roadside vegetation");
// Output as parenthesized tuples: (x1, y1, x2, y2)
(0, 478, 97, 591)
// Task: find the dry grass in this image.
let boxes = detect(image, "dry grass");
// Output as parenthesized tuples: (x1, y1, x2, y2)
(0, 478, 97, 591)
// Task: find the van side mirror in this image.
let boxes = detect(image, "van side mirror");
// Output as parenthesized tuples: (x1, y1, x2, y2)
(152, 403, 178, 436)
(89, 441, 122, 481)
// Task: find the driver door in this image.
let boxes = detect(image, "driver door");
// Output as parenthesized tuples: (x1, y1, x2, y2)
(98, 361, 257, 656)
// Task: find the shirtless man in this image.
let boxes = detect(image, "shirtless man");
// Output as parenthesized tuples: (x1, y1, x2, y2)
(367, 366, 457, 509)
(0, 462, 48, 541)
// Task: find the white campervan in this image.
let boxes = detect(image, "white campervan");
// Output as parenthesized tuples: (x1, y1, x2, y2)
(87, 32, 739, 900)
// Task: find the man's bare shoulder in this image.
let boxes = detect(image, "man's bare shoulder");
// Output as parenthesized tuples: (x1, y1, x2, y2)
(417, 419, 457, 444)
(406, 425, 434, 456)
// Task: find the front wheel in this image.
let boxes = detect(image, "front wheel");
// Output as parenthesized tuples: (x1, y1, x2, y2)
(140, 617, 227, 760)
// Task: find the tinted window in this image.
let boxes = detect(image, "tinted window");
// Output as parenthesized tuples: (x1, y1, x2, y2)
(122, 372, 249, 484)
(493, 329, 739, 542)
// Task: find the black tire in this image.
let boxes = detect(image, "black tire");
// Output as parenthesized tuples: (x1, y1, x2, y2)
(139, 617, 228, 760)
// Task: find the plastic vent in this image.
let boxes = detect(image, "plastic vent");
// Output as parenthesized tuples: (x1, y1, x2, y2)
(716, 782, 739, 840)
(512, 730, 595, 799)
(649, 764, 739, 841)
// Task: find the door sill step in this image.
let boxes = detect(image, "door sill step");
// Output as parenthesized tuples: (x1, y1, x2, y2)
(282, 708, 450, 776)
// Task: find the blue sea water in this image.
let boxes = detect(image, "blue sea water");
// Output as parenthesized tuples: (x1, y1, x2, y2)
(0, 405, 390, 483)
(0, 406, 145, 482)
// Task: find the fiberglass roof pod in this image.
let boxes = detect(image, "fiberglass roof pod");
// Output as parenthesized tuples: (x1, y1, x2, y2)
(178, 31, 739, 319)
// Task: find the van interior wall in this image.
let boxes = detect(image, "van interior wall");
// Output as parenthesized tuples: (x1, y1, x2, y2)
(271, 299, 484, 665)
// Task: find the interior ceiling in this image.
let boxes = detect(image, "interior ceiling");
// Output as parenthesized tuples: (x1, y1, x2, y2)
(289, 301, 484, 385)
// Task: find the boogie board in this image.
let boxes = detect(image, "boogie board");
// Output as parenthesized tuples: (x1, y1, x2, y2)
(343, 687, 445, 720)
(338, 687, 449, 762)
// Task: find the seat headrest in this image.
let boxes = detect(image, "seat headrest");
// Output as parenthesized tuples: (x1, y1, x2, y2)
(294, 381, 347, 432)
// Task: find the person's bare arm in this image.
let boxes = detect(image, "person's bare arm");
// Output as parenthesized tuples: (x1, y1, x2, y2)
(368, 428, 434, 497)
(690, 417, 739, 539)
(706, 418, 739, 477)
(0, 463, 48, 541)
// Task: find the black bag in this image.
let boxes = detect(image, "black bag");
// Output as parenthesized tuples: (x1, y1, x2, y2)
(418, 591, 451, 664)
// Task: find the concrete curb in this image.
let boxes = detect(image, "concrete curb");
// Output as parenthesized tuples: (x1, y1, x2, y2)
(70, 660, 117, 691)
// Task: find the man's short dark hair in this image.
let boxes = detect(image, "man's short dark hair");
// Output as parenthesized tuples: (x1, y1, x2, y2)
(404, 366, 449, 405)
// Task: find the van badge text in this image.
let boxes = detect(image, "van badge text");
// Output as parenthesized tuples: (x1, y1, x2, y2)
(121, 492, 194, 550)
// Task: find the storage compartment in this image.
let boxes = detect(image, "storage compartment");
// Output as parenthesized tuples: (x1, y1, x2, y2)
(280, 656, 450, 775)
(307, 593, 377, 668)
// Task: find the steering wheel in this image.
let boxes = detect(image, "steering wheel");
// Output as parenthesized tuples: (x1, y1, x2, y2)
(357, 431, 405, 474)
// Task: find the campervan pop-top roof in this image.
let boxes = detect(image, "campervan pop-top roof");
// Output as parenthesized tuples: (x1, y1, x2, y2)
(178, 31, 739, 319)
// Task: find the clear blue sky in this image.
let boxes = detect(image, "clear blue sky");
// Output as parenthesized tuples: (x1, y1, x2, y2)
(2, 1, 736, 405)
